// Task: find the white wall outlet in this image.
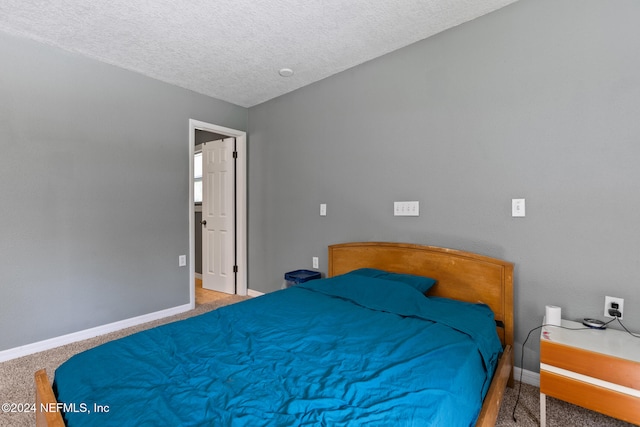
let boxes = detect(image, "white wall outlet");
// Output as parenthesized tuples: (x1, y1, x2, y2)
(312, 257, 319, 269)
(394, 201, 419, 216)
(178, 255, 187, 267)
(512, 198, 525, 217)
(604, 296, 624, 319)
(320, 203, 327, 216)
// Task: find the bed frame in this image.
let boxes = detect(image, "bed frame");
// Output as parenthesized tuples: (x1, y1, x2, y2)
(35, 241, 513, 427)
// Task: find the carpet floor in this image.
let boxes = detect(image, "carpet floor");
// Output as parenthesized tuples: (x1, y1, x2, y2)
(1, 295, 634, 426)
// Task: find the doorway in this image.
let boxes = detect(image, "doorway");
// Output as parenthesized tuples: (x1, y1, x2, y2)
(188, 119, 247, 309)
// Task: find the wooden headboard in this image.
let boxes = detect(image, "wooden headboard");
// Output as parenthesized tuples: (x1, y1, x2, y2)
(328, 242, 514, 350)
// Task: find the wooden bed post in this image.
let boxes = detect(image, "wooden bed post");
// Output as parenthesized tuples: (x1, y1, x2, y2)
(35, 369, 65, 427)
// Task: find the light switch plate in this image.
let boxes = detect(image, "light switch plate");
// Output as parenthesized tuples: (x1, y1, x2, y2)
(394, 201, 419, 216)
(512, 199, 525, 217)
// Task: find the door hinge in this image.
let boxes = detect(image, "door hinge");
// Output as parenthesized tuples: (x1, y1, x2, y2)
(233, 265, 238, 273)
(233, 151, 238, 159)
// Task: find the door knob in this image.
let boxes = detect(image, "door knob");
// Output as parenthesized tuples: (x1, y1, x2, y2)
(201, 220, 207, 226)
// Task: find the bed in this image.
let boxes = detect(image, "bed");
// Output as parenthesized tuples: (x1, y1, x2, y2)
(35, 242, 514, 426)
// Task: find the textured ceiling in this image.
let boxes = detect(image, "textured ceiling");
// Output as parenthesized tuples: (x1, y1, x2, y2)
(0, 0, 518, 107)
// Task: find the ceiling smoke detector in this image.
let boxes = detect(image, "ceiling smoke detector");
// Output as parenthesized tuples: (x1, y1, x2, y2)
(278, 68, 294, 77)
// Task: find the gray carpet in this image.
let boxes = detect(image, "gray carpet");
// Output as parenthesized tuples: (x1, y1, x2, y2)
(1, 296, 635, 426)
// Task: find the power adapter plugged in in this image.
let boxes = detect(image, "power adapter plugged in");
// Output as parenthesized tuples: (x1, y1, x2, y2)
(609, 302, 622, 317)
(605, 297, 624, 319)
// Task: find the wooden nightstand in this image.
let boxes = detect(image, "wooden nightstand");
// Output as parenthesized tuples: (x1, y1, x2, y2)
(540, 319, 640, 426)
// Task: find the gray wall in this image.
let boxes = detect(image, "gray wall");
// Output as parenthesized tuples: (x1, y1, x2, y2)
(248, 0, 640, 372)
(0, 31, 247, 351)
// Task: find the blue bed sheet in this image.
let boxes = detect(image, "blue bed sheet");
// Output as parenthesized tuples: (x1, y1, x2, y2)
(54, 274, 502, 426)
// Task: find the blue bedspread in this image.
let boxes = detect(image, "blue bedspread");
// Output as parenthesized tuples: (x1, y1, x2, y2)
(54, 274, 502, 426)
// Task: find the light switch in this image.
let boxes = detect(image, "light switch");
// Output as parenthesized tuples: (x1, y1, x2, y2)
(512, 199, 525, 217)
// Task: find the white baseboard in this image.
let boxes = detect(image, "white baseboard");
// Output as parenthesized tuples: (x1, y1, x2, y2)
(0, 303, 192, 363)
(194, 272, 202, 280)
(514, 366, 540, 387)
(247, 289, 264, 297)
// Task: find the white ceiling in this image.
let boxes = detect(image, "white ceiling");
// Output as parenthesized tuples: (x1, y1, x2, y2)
(0, 0, 518, 108)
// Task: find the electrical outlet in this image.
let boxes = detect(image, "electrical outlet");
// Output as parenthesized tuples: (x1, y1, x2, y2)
(604, 296, 624, 319)
(178, 255, 187, 267)
(312, 257, 319, 269)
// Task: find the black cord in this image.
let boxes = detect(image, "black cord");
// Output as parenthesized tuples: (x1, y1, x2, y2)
(511, 325, 542, 422)
(615, 317, 640, 338)
(511, 318, 617, 423)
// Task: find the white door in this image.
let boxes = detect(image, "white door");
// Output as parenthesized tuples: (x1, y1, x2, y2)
(201, 138, 235, 294)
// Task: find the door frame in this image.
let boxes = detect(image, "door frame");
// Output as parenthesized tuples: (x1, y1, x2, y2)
(188, 119, 247, 308)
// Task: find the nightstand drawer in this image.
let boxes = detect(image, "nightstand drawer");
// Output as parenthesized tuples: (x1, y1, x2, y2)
(540, 370, 640, 425)
(541, 340, 640, 389)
